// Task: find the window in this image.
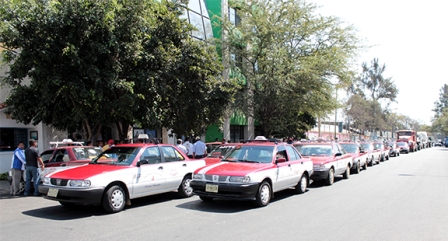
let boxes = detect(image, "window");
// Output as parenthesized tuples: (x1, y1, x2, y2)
(0, 128, 27, 152)
(230, 125, 244, 143)
(53, 149, 69, 162)
(286, 146, 300, 161)
(276, 146, 288, 161)
(140, 147, 161, 164)
(162, 146, 185, 162)
(181, 0, 214, 41)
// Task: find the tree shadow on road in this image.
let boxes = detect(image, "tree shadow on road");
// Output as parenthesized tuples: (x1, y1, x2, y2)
(22, 204, 107, 220)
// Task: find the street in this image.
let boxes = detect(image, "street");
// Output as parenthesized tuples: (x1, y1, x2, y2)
(0, 147, 447, 241)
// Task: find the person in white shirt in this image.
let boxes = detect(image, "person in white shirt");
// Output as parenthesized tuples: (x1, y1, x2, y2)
(184, 137, 194, 158)
(176, 139, 187, 155)
(193, 137, 207, 159)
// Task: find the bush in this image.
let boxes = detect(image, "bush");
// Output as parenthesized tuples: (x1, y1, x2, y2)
(0, 172, 9, 181)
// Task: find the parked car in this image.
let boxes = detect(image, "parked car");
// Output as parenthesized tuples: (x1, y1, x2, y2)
(340, 142, 369, 174)
(373, 142, 389, 162)
(299, 142, 353, 185)
(39, 143, 206, 213)
(397, 141, 410, 153)
(388, 141, 400, 157)
(190, 138, 313, 207)
(206, 142, 222, 154)
(204, 144, 236, 165)
(360, 142, 381, 166)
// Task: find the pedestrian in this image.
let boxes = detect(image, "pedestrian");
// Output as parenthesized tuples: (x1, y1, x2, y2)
(86, 140, 93, 146)
(184, 137, 194, 159)
(24, 139, 44, 196)
(221, 138, 227, 144)
(176, 139, 187, 154)
(103, 139, 115, 151)
(10, 142, 26, 196)
(97, 141, 104, 148)
(193, 136, 207, 159)
(287, 138, 293, 144)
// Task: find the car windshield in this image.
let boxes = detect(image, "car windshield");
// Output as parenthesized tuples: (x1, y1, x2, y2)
(373, 143, 383, 149)
(293, 144, 304, 152)
(340, 144, 357, 153)
(360, 143, 373, 151)
(92, 147, 140, 166)
(223, 146, 274, 164)
(208, 145, 235, 158)
(388, 142, 395, 146)
(300, 145, 333, 157)
(73, 147, 103, 160)
(397, 142, 407, 147)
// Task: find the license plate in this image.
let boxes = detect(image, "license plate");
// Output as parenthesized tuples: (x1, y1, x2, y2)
(205, 184, 218, 193)
(47, 188, 59, 197)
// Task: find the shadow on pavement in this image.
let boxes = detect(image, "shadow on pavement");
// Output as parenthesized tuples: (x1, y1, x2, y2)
(22, 204, 106, 220)
(308, 176, 343, 189)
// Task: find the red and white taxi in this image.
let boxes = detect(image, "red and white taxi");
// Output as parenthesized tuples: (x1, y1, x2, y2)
(39, 144, 206, 213)
(340, 142, 369, 174)
(299, 142, 353, 185)
(360, 142, 381, 166)
(190, 138, 313, 207)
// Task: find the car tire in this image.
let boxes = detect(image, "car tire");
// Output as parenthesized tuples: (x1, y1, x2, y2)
(295, 174, 308, 194)
(178, 175, 193, 198)
(255, 181, 271, 207)
(342, 165, 350, 179)
(326, 168, 335, 185)
(102, 185, 126, 213)
(199, 196, 213, 202)
(353, 162, 360, 174)
(368, 157, 374, 166)
(363, 160, 368, 170)
(59, 201, 76, 208)
(386, 155, 389, 161)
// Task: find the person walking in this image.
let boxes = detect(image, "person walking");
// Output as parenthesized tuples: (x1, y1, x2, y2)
(103, 139, 115, 151)
(184, 137, 194, 159)
(176, 139, 187, 154)
(24, 139, 44, 196)
(10, 142, 26, 196)
(193, 136, 207, 159)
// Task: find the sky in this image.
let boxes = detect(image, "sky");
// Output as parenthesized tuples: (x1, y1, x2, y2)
(311, 0, 448, 125)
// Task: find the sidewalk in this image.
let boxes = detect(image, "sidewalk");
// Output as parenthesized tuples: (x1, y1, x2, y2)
(0, 180, 10, 196)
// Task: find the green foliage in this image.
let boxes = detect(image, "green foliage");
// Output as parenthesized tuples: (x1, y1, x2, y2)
(431, 84, 448, 136)
(0, 0, 234, 139)
(0, 172, 8, 181)
(223, 0, 360, 137)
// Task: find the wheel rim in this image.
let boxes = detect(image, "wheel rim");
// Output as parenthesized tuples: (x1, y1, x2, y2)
(111, 189, 124, 209)
(347, 166, 350, 177)
(300, 176, 307, 192)
(357, 163, 360, 173)
(329, 169, 334, 184)
(260, 184, 270, 204)
(183, 178, 193, 195)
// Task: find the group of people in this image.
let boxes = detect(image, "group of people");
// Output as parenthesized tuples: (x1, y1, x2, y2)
(176, 137, 208, 159)
(10, 139, 44, 196)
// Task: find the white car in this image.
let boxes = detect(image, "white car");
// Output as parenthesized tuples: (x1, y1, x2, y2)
(39, 144, 206, 213)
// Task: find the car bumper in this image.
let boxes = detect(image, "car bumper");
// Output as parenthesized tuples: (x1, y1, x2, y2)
(311, 168, 330, 180)
(190, 181, 259, 200)
(39, 185, 104, 205)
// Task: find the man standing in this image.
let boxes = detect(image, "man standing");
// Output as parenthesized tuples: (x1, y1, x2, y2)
(103, 139, 114, 151)
(10, 142, 26, 196)
(176, 139, 187, 154)
(193, 136, 207, 159)
(24, 139, 44, 196)
(184, 137, 194, 159)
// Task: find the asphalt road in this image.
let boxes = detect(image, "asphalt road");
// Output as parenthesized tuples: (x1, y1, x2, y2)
(1, 147, 447, 241)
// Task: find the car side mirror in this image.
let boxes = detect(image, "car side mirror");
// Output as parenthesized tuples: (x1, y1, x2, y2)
(137, 159, 148, 167)
(276, 158, 286, 164)
(335, 153, 342, 157)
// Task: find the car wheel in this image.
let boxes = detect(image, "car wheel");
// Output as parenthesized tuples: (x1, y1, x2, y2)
(102, 185, 126, 213)
(326, 168, 335, 185)
(295, 174, 308, 194)
(353, 162, 360, 174)
(199, 196, 213, 202)
(59, 201, 76, 208)
(255, 181, 271, 207)
(178, 175, 193, 198)
(342, 165, 350, 179)
(386, 155, 389, 161)
(363, 160, 368, 170)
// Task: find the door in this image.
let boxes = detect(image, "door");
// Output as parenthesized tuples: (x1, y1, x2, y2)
(273, 146, 291, 191)
(285, 145, 305, 184)
(160, 146, 187, 190)
(132, 147, 166, 197)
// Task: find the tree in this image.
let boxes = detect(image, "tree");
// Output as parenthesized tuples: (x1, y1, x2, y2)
(222, 0, 359, 137)
(0, 0, 235, 140)
(431, 84, 448, 136)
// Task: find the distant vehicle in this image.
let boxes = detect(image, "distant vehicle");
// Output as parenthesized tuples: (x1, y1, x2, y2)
(396, 130, 418, 152)
(388, 141, 400, 157)
(373, 142, 389, 162)
(445, 137, 448, 147)
(360, 142, 381, 166)
(434, 140, 442, 147)
(340, 142, 369, 174)
(397, 142, 410, 154)
(417, 132, 429, 148)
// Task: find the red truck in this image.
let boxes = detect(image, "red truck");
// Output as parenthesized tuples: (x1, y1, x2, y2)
(396, 130, 418, 152)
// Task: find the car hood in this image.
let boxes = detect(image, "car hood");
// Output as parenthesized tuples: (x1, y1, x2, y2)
(304, 156, 334, 165)
(195, 162, 273, 176)
(48, 164, 129, 179)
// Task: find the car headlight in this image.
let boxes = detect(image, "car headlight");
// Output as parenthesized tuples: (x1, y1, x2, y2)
(193, 174, 203, 180)
(69, 180, 91, 187)
(313, 164, 326, 169)
(229, 176, 250, 183)
(43, 177, 50, 185)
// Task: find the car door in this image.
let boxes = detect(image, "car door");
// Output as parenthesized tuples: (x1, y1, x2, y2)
(273, 146, 291, 191)
(132, 146, 166, 197)
(160, 146, 187, 190)
(285, 145, 305, 185)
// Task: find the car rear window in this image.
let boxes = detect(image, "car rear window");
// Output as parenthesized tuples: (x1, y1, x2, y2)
(73, 147, 103, 160)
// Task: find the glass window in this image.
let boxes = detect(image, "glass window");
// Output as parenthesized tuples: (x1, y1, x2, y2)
(189, 11, 205, 40)
(223, 145, 274, 163)
(188, 0, 202, 14)
(230, 125, 244, 143)
(140, 147, 161, 164)
(340, 144, 357, 153)
(204, 18, 213, 40)
(73, 147, 102, 160)
(162, 146, 185, 162)
(53, 149, 69, 162)
(93, 147, 140, 166)
(40, 150, 55, 163)
(286, 146, 300, 161)
(229, 7, 236, 25)
(0, 128, 27, 152)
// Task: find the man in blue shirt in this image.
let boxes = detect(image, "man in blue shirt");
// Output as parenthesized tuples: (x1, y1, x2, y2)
(10, 142, 26, 196)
